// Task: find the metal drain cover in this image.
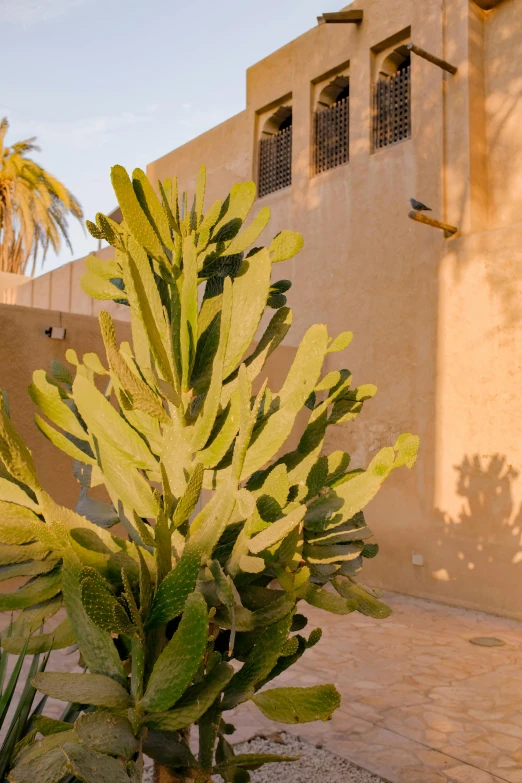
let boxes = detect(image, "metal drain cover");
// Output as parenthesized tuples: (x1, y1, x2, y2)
(469, 637, 505, 647)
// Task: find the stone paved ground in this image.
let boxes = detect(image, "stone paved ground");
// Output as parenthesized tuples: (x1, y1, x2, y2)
(4, 592, 522, 782)
(227, 593, 522, 783)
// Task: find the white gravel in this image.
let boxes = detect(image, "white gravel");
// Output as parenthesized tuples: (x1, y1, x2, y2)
(143, 731, 387, 782)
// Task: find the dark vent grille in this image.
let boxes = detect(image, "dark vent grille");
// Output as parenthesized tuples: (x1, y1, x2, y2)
(314, 96, 349, 174)
(372, 65, 411, 150)
(258, 126, 292, 198)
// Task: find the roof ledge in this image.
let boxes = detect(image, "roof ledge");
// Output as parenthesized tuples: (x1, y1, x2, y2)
(318, 10, 364, 24)
(472, 0, 504, 9)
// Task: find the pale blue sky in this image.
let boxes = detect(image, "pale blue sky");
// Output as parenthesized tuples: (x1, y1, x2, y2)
(2, 0, 332, 274)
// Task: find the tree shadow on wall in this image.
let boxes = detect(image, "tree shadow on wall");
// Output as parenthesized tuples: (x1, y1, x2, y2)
(433, 454, 522, 586)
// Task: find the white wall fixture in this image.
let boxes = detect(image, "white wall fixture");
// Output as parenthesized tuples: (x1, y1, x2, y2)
(44, 326, 66, 340)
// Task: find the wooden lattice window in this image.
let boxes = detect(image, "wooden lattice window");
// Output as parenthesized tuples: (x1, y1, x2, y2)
(258, 117, 292, 198)
(372, 63, 411, 150)
(314, 95, 349, 174)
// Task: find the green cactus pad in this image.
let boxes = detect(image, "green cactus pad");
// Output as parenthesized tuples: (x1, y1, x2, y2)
(252, 684, 340, 724)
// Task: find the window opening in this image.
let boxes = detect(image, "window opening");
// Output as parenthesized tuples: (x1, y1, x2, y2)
(258, 107, 293, 197)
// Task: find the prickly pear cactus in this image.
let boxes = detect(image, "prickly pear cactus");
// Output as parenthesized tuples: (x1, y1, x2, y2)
(0, 166, 419, 783)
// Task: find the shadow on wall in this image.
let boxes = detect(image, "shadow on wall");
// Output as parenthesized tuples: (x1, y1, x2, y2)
(450, 3, 522, 329)
(433, 454, 522, 584)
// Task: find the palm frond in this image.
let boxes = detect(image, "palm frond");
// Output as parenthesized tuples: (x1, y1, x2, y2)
(0, 117, 83, 274)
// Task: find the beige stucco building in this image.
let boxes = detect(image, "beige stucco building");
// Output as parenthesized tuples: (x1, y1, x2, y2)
(4, 0, 522, 619)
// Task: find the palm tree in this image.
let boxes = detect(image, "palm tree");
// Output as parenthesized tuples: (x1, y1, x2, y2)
(0, 117, 83, 275)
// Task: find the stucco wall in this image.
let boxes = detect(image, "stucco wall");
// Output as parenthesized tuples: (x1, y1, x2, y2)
(143, 0, 522, 619)
(2, 0, 521, 618)
(484, 0, 522, 229)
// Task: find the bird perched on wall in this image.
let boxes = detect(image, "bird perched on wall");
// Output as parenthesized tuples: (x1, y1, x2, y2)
(410, 198, 432, 212)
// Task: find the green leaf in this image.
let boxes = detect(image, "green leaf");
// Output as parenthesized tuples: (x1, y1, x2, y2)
(222, 613, 293, 710)
(332, 576, 392, 618)
(50, 358, 73, 386)
(99, 311, 168, 424)
(9, 745, 69, 783)
(2, 618, 75, 654)
(0, 407, 40, 489)
(304, 437, 420, 533)
(125, 240, 175, 387)
(305, 513, 370, 545)
(214, 181, 257, 234)
(0, 559, 59, 583)
(198, 388, 241, 469)
(32, 716, 72, 736)
(61, 742, 133, 783)
(248, 505, 305, 555)
(72, 375, 156, 472)
(74, 712, 138, 761)
(111, 165, 163, 258)
(0, 570, 61, 611)
(35, 415, 96, 466)
(29, 370, 86, 440)
(302, 583, 356, 615)
(214, 753, 297, 772)
(303, 541, 364, 565)
(97, 439, 159, 520)
(306, 628, 323, 648)
(80, 576, 135, 636)
(158, 177, 180, 235)
(143, 730, 197, 770)
(31, 672, 131, 709)
(252, 684, 340, 723)
(315, 371, 342, 393)
(0, 479, 38, 511)
(238, 554, 265, 574)
(145, 548, 201, 629)
(144, 661, 234, 731)
(220, 307, 292, 408)
(0, 502, 40, 544)
(140, 592, 208, 712)
(267, 292, 286, 309)
(160, 413, 192, 497)
(171, 464, 204, 528)
(240, 324, 328, 479)
(180, 236, 199, 391)
(199, 198, 222, 234)
(6, 596, 62, 639)
(191, 277, 233, 450)
(394, 433, 420, 469)
(281, 636, 299, 656)
(132, 168, 173, 251)
(327, 331, 353, 354)
(0, 636, 29, 727)
(222, 207, 270, 256)
(269, 230, 304, 263)
(84, 255, 121, 280)
(61, 554, 125, 682)
(0, 541, 49, 566)
(222, 249, 272, 379)
(81, 274, 126, 301)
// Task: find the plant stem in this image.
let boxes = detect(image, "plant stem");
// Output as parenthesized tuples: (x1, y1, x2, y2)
(154, 764, 211, 783)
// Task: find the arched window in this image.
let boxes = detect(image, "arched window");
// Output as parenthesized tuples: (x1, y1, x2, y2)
(372, 52, 411, 150)
(313, 75, 350, 175)
(258, 107, 293, 198)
